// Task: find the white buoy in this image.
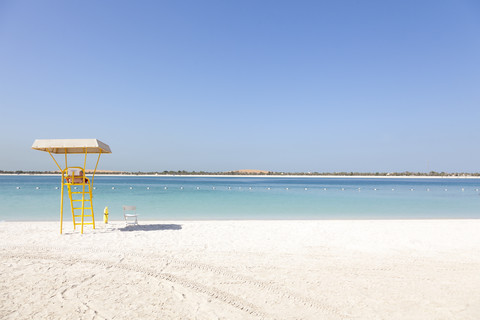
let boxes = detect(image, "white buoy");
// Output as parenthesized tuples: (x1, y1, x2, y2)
(410, 188, 414, 191)
(180, 186, 184, 190)
(249, 187, 252, 190)
(392, 188, 395, 191)
(341, 188, 344, 191)
(164, 187, 168, 190)
(461, 188, 464, 192)
(267, 187, 270, 190)
(374, 188, 377, 191)
(55, 187, 59, 189)
(285, 187, 289, 190)
(112, 187, 115, 190)
(16, 187, 20, 189)
(323, 188, 327, 191)
(476, 189, 479, 192)
(196, 187, 200, 190)
(147, 187, 150, 190)
(130, 187, 133, 189)
(305, 188, 308, 190)
(426, 188, 430, 191)
(445, 188, 448, 191)
(228, 187, 231, 190)
(212, 187, 215, 190)
(93, 187, 96, 190)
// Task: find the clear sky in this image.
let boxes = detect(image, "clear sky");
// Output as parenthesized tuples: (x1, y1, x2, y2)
(1, 0, 479, 172)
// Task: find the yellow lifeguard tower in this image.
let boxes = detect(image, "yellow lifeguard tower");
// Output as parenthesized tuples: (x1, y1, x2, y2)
(32, 139, 112, 234)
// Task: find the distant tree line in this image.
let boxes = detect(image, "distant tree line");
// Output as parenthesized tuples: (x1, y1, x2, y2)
(0, 170, 58, 174)
(1, 170, 479, 176)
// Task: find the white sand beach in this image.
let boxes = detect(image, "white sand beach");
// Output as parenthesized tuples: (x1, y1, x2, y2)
(1, 219, 480, 320)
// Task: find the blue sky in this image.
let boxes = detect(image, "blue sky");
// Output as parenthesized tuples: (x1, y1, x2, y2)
(1, 1, 479, 172)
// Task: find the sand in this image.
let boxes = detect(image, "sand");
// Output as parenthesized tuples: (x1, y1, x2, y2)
(1, 219, 479, 319)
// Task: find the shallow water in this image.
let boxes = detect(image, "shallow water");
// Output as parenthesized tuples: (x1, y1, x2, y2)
(1, 175, 479, 221)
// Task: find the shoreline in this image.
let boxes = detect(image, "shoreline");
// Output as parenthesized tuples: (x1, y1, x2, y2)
(2, 217, 480, 223)
(2, 173, 479, 179)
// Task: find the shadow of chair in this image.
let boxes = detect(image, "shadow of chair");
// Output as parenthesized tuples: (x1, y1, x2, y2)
(119, 224, 182, 232)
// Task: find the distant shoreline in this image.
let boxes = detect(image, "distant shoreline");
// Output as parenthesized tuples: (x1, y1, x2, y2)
(1, 173, 479, 179)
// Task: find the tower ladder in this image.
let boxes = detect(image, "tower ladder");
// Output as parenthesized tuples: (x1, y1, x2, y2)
(66, 174, 95, 234)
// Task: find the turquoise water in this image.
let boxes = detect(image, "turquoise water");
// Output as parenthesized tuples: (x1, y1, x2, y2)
(1, 175, 479, 221)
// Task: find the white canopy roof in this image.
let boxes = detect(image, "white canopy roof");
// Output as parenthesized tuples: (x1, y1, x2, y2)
(32, 139, 112, 154)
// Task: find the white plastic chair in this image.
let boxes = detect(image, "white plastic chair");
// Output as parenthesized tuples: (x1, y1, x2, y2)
(123, 205, 138, 226)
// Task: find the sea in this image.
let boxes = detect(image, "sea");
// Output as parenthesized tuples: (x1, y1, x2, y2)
(1, 175, 479, 221)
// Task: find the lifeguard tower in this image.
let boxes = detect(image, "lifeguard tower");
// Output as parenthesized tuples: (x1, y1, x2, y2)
(32, 139, 112, 234)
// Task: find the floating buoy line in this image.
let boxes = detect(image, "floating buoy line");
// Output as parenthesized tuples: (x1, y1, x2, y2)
(13, 186, 480, 193)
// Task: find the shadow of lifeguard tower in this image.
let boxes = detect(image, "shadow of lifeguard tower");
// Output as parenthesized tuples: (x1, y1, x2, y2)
(32, 139, 111, 234)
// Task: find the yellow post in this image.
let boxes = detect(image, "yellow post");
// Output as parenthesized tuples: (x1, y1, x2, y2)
(84, 147, 87, 170)
(92, 151, 102, 184)
(48, 151, 62, 172)
(91, 181, 95, 230)
(49, 152, 64, 234)
(104, 206, 109, 224)
(60, 170, 64, 234)
(80, 182, 85, 234)
(80, 148, 87, 234)
(67, 184, 75, 229)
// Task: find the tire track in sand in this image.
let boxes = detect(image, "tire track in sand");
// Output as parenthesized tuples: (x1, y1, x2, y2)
(1, 245, 345, 319)
(0, 251, 268, 319)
